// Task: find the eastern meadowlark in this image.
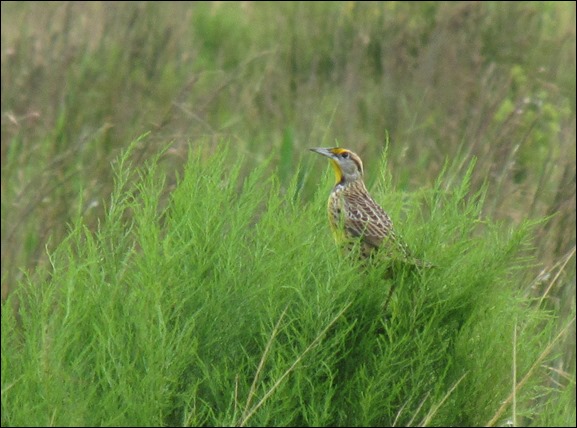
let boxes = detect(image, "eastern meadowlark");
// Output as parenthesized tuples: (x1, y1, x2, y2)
(310, 147, 432, 268)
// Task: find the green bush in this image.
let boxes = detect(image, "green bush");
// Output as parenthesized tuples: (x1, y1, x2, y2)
(2, 143, 572, 426)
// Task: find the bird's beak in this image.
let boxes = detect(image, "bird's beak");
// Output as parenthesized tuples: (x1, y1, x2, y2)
(309, 147, 335, 158)
(310, 147, 344, 184)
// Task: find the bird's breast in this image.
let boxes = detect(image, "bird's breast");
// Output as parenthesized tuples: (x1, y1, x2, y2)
(327, 187, 346, 240)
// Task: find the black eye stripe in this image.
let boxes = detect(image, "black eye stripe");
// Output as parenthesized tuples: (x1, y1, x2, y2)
(335, 150, 362, 174)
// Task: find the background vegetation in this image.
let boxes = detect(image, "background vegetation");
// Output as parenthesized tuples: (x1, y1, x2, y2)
(1, 1, 575, 426)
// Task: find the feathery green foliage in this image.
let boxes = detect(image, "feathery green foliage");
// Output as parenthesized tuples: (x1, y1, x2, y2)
(2, 142, 573, 426)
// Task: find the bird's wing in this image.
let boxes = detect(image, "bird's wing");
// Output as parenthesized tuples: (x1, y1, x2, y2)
(344, 194, 392, 245)
(344, 193, 414, 260)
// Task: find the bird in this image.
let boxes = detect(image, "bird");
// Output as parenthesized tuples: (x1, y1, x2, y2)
(310, 147, 432, 268)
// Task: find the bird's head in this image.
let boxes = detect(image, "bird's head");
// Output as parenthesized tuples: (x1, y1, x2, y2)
(310, 147, 364, 185)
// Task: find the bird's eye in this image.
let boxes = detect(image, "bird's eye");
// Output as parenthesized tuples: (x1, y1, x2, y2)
(341, 152, 349, 159)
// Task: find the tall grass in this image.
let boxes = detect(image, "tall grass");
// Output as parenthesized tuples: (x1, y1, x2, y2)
(2, 143, 573, 426)
(1, 1, 575, 426)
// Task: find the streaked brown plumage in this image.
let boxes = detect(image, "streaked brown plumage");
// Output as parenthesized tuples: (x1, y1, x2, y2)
(310, 147, 432, 268)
